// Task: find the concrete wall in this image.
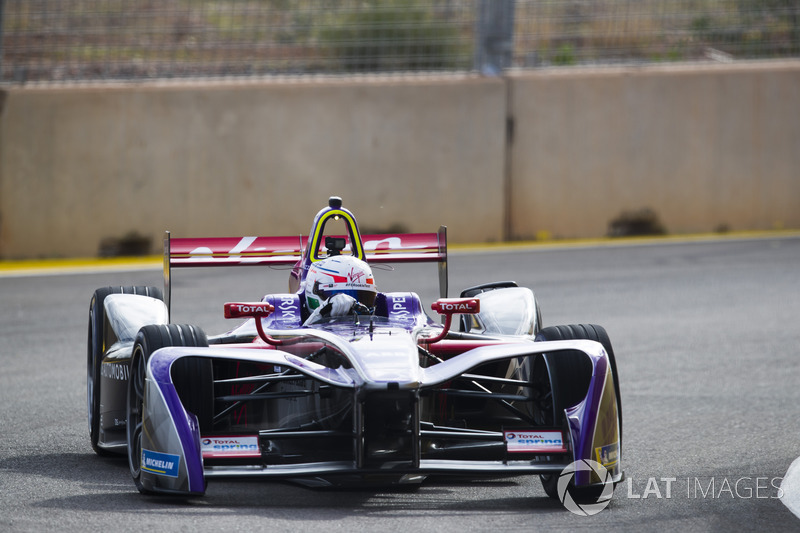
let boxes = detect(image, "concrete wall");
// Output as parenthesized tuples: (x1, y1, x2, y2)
(0, 76, 507, 258)
(509, 61, 800, 239)
(1, 61, 798, 259)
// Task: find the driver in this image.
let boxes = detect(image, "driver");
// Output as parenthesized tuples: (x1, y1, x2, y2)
(302, 255, 377, 325)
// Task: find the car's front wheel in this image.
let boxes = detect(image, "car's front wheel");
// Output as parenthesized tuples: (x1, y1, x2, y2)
(534, 324, 621, 502)
(126, 323, 209, 494)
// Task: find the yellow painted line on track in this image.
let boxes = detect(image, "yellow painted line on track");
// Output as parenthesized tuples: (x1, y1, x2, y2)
(1, 230, 798, 277)
(0, 256, 162, 277)
(449, 229, 800, 253)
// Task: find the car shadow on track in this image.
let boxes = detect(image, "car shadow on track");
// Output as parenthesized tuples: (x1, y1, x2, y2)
(2, 451, 567, 516)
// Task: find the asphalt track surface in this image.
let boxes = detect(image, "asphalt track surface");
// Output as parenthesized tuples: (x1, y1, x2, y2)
(1, 235, 799, 532)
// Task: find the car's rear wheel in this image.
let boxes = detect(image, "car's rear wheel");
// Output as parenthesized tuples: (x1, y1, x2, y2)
(534, 324, 621, 501)
(127, 323, 210, 494)
(88, 286, 162, 456)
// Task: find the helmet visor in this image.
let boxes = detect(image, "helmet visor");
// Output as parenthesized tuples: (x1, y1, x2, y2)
(314, 282, 376, 308)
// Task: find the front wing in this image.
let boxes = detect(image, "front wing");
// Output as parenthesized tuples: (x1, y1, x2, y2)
(138, 340, 620, 495)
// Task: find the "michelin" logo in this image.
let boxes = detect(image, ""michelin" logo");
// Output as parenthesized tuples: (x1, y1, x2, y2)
(141, 449, 180, 478)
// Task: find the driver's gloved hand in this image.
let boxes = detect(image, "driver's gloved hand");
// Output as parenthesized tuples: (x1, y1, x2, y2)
(328, 293, 356, 316)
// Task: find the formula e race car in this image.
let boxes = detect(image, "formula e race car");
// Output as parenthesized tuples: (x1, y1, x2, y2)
(87, 197, 622, 502)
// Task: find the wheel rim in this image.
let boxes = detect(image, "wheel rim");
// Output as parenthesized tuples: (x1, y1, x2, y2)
(127, 347, 146, 479)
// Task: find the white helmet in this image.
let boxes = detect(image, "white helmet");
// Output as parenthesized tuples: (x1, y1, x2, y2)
(304, 256, 377, 312)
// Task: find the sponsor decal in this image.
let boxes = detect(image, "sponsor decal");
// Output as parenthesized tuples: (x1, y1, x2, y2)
(504, 430, 567, 453)
(389, 296, 413, 321)
(100, 362, 129, 381)
(229, 303, 273, 315)
(224, 302, 274, 319)
(431, 298, 480, 315)
(201, 436, 261, 458)
(141, 449, 180, 478)
(363, 237, 403, 251)
(186, 236, 259, 262)
(439, 302, 475, 312)
(318, 280, 373, 291)
(595, 442, 619, 468)
(240, 304, 272, 314)
(277, 296, 299, 321)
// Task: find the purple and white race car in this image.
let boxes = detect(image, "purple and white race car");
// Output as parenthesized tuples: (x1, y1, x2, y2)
(87, 197, 622, 502)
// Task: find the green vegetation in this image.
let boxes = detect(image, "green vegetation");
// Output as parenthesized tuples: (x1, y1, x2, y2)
(551, 44, 577, 66)
(317, 0, 470, 72)
(2, 0, 797, 82)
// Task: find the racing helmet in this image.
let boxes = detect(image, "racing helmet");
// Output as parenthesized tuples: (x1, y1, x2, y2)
(304, 255, 377, 312)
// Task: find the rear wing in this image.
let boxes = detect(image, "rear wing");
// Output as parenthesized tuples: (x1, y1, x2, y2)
(163, 227, 448, 319)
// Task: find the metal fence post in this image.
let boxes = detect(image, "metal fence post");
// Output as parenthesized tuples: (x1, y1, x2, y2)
(473, 0, 517, 240)
(474, 0, 516, 76)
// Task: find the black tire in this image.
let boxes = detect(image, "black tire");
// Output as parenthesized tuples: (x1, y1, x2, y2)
(541, 470, 609, 502)
(535, 324, 622, 500)
(88, 286, 162, 456)
(126, 324, 211, 494)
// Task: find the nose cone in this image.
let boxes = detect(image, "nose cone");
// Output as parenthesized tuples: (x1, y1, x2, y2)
(350, 331, 420, 387)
